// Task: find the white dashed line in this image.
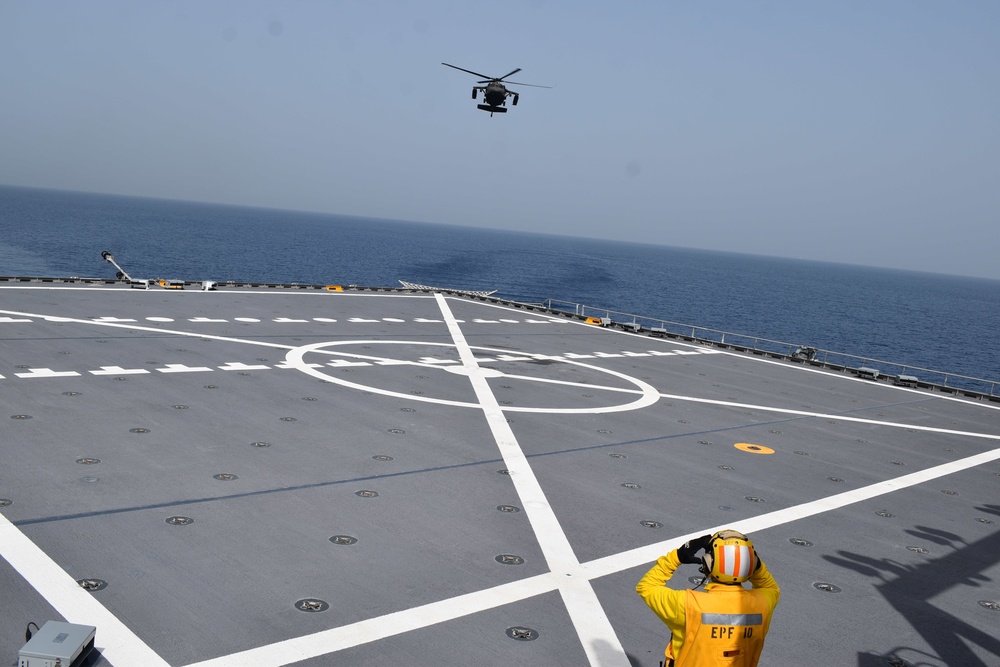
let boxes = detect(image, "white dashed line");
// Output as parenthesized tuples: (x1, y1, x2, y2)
(157, 364, 213, 373)
(218, 362, 271, 371)
(14, 368, 81, 378)
(90, 366, 150, 376)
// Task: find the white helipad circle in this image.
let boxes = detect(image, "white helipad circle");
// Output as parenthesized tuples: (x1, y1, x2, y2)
(285, 340, 660, 414)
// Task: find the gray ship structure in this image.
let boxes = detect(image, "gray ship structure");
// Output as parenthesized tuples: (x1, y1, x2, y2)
(2, 274, 999, 666)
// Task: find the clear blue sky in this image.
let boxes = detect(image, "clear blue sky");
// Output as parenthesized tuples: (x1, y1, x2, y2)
(2, 1, 998, 279)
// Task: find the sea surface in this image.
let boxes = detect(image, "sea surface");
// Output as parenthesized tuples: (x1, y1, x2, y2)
(2, 185, 998, 390)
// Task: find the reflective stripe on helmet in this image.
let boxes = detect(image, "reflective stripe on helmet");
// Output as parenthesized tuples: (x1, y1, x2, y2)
(720, 544, 753, 579)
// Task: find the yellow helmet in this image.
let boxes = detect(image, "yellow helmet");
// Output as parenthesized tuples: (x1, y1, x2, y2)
(702, 530, 757, 583)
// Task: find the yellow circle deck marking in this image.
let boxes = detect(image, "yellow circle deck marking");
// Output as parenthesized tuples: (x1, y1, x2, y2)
(735, 442, 775, 454)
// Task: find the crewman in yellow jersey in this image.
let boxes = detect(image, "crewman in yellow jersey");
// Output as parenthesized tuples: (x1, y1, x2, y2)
(636, 530, 780, 667)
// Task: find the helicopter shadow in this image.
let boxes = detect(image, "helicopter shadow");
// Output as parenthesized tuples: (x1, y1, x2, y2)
(823, 504, 1000, 667)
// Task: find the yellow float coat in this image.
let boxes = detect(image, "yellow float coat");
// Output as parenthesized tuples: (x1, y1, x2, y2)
(636, 550, 780, 666)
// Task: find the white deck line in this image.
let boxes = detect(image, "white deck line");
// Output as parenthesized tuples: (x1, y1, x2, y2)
(178, 439, 1000, 667)
(433, 293, 632, 667)
(0, 515, 169, 666)
(583, 444, 1000, 579)
(181, 574, 561, 667)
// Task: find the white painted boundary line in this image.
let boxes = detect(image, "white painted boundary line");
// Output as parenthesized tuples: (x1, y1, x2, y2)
(180, 441, 1000, 667)
(182, 573, 559, 667)
(656, 391, 1000, 439)
(0, 286, 429, 299)
(584, 443, 1000, 579)
(433, 293, 632, 667)
(0, 514, 170, 665)
(0, 308, 298, 350)
(539, 303, 1000, 413)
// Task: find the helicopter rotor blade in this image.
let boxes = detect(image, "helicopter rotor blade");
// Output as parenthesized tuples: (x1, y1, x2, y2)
(441, 63, 494, 80)
(504, 81, 554, 89)
(497, 68, 522, 81)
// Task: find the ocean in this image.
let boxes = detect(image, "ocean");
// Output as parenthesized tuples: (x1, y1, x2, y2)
(2, 184, 998, 391)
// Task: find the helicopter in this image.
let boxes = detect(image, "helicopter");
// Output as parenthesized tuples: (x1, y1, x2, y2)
(442, 63, 551, 116)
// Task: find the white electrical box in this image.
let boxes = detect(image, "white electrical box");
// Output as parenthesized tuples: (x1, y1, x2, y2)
(19, 621, 96, 667)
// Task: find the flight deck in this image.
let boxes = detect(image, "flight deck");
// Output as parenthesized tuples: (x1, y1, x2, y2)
(1, 282, 998, 666)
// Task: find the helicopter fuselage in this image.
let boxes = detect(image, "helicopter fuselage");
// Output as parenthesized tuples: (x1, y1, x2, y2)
(481, 82, 509, 107)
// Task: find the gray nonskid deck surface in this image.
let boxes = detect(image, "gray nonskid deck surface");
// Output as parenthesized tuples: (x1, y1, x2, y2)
(1, 285, 998, 666)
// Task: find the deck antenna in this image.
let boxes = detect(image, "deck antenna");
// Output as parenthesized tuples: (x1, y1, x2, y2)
(101, 250, 133, 282)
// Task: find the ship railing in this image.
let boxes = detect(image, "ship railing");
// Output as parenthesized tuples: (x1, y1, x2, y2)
(541, 298, 998, 398)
